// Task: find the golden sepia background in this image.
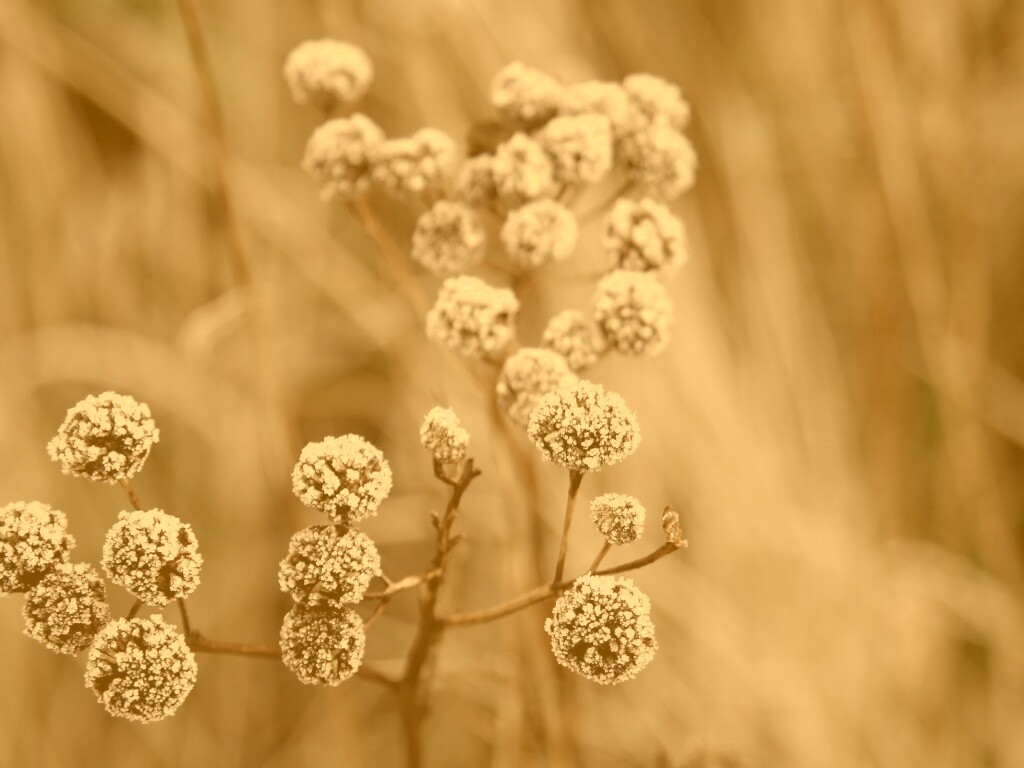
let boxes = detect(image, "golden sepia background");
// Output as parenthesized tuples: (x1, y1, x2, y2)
(2, 1, 1024, 766)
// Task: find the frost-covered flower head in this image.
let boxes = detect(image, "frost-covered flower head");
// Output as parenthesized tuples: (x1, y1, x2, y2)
(496, 348, 578, 428)
(589, 493, 646, 546)
(492, 133, 556, 208)
(284, 39, 374, 109)
(280, 604, 365, 686)
(545, 574, 657, 685)
(101, 509, 202, 607)
(500, 200, 578, 270)
(292, 435, 393, 526)
(371, 128, 456, 200)
(490, 61, 563, 127)
(527, 380, 640, 472)
(454, 153, 498, 207)
(85, 615, 197, 723)
(593, 270, 674, 356)
(559, 80, 634, 140)
(0, 501, 75, 595)
(278, 526, 381, 608)
(623, 73, 691, 130)
(621, 123, 697, 200)
(426, 276, 520, 360)
(539, 113, 613, 185)
(23, 562, 110, 655)
(47, 391, 159, 484)
(541, 310, 608, 372)
(302, 114, 385, 200)
(411, 201, 486, 275)
(419, 407, 470, 465)
(603, 197, 688, 274)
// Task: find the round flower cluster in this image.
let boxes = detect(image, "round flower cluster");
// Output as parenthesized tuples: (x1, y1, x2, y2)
(603, 197, 687, 274)
(284, 39, 374, 110)
(620, 122, 697, 200)
(0, 501, 75, 594)
(492, 133, 556, 207)
(302, 114, 385, 200)
(411, 201, 486, 275)
(496, 348, 578, 428)
(589, 493, 646, 546)
(280, 604, 366, 686)
(454, 153, 498, 207)
(527, 380, 640, 473)
(22, 562, 110, 655)
(419, 406, 470, 465)
(545, 574, 657, 685)
(371, 128, 455, 200)
(539, 114, 614, 185)
(426, 276, 520, 360)
(47, 391, 159, 484)
(101, 509, 203, 607)
(85, 615, 197, 723)
(593, 270, 674, 356)
(490, 61, 563, 127)
(278, 526, 381, 608)
(623, 73, 691, 130)
(291, 434, 393, 526)
(541, 310, 608, 372)
(559, 81, 634, 140)
(500, 200, 578, 269)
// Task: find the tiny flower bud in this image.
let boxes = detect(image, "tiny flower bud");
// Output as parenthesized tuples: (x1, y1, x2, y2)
(662, 507, 685, 546)
(411, 201, 486, 275)
(538, 113, 613, 186)
(302, 114, 385, 200)
(620, 122, 697, 200)
(284, 39, 374, 109)
(603, 197, 688, 275)
(371, 128, 456, 200)
(419, 407, 470, 465)
(541, 310, 607, 372)
(500, 200, 578, 269)
(492, 133, 556, 208)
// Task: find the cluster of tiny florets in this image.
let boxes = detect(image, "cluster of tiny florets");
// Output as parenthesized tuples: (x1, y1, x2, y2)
(291, 435, 393, 526)
(371, 128, 456, 200)
(559, 81, 634, 139)
(589, 493, 646, 546)
(541, 310, 608, 372)
(419, 407, 470, 465)
(278, 526, 381, 608)
(492, 133, 556, 207)
(101, 509, 203, 607)
(411, 201, 486, 275)
(0, 501, 75, 594)
(47, 391, 159, 484)
(527, 380, 640, 472)
(284, 39, 374, 109)
(302, 114, 385, 200)
(497, 348, 578, 428)
(620, 122, 697, 200)
(545, 574, 657, 685)
(604, 197, 687, 274)
(85, 615, 198, 723)
(623, 73, 691, 130)
(490, 61, 563, 127)
(454, 153, 498, 207)
(426, 276, 520, 360)
(539, 113, 614, 185)
(500, 200, 578, 269)
(22, 562, 110, 655)
(280, 604, 366, 686)
(593, 270, 674, 356)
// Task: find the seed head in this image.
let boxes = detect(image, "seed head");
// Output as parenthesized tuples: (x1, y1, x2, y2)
(620, 123, 697, 200)
(545, 574, 657, 685)
(283, 39, 374, 109)
(280, 604, 365, 686)
(454, 153, 498, 207)
(411, 201, 486, 275)
(541, 310, 608, 372)
(623, 73, 691, 130)
(426, 276, 520, 360)
(500, 200, 578, 269)
(593, 271, 674, 356)
(278, 526, 381, 608)
(47, 391, 159, 484)
(492, 133, 556, 208)
(0, 501, 75, 595)
(419, 407, 470, 465)
(292, 435, 393, 526)
(604, 197, 687, 274)
(559, 80, 635, 140)
(497, 348, 578, 428)
(538, 113, 613, 185)
(589, 493, 646, 546)
(302, 114, 385, 200)
(371, 128, 455, 200)
(490, 61, 563, 127)
(527, 380, 640, 472)
(23, 562, 110, 655)
(85, 615, 197, 723)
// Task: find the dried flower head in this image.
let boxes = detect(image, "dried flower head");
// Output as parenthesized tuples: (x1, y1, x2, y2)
(280, 604, 365, 686)
(500, 200, 578, 269)
(371, 128, 455, 200)
(539, 113, 614, 185)
(623, 73, 691, 130)
(593, 271, 674, 356)
(0, 501, 75, 595)
(559, 80, 634, 140)
(419, 407, 470, 465)
(496, 348, 578, 428)
(604, 197, 688, 274)
(291, 435, 393, 526)
(426, 276, 520, 360)
(490, 61, 563, 127)
(620, 123, 697, 200)
(454, 153, 498, 206)
(23, 562, 110, 655)
(492, 133, 556, 208)
(47, 391, 159, 484)
(545, 574, 657, 685)
(283, 39, 374, 109)
(101, 509, 202, 607)
(589, 493, 646, 546)
(85, 615, 197, 723)
(411, 201, 486, 275)
(527, 380, 640, 472)
(541, 310, 608, 372)
(302, 114, 385, 200)
(278, 526, 381, 608)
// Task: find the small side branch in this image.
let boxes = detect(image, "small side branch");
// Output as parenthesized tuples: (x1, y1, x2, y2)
(119, 479, 142, 510)
(552, 470, 584, 585)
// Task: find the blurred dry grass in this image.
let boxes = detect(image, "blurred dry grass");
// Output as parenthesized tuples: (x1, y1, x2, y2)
(2, 0, 1024, 766)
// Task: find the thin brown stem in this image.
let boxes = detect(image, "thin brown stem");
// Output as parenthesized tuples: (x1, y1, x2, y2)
(588, 541, 612, 573)
(176, 598, 193, 638)
(189, 632, 280, 659)
(594, 541, 683, 576)
(118, 478, 142, 510)
(363, 569, 441, 600)
(552, 471, 584, 585)
(126, 600, 143, 620)
(364, 599, 389, 630)
(577, 180, 633, 222)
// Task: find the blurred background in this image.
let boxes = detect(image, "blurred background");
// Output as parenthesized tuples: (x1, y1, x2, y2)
(2, 0, 1024, 766)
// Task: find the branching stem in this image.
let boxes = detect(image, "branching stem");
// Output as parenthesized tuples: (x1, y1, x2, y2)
(552, 471, 584, 585)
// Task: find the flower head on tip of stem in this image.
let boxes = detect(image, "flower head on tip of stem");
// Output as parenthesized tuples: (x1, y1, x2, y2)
(590, 493, 646, 546)
(541, 310, 608, 372)
(490, 61, 563, 128)
(426, 276, 520, 360)
(411, 201, 486, 275)
(0, 501, 75, 595)
(603, 197, 688, 275)
(419, 407, 470, 466)
(371, 128, 456, 201)
(291, 434, 393, 526)
(500, 199, 578, 269)
(22, 562, 110, 655)
(302, 114, 385, 200)
(280, 604, 365, 686)
(538, 113, 614, 186)
(496, 347, 578, 428)
(284, 39, 374, 110)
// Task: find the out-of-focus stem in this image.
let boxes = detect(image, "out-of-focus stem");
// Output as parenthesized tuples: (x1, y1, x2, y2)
(118, 478, 142, 510)
(588, 541, 612, 573)
(552, 471, 584, 584)
(177, 598, 193, 638)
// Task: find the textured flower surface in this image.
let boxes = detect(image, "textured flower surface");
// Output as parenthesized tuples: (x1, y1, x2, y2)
(284, 39, 373, 109)
(544, 574, 657, 685)
(302, 114, 385, 200)
(541, 310, 608, 372)
(593, 270, 674, 356)
(85, 615, 197, 723)
(497, 348, 578, 428)
(500, 200, 578, 269)
(280, 604, 365, 686)
(490, 61, 563, 127)
(278, 526, 381, 608)
(101, 509, 202, 607)
(371, 128, 455, 200)
(620, 122, 697, 200)
(0, 501, 75, 594)
(23, 562, 110, 655)
(492, 133, 556, 207)
(419, 407, 470, 465)
(454, 153, 498, 207)
(411, 201, 486, 275)
(589, 493, 646, 545)
(291, 434, 393, 525)
(47, 391, 159, 484)
(539, 113, 614, 185)
(426, 276, 520, 360)
(623, 73, 691, 130)
(604, 197, 687, 274)
(527, 380, 640, 472)
(559, 81, 634, 140)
